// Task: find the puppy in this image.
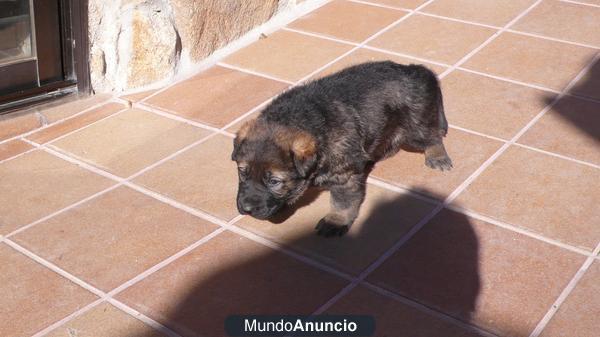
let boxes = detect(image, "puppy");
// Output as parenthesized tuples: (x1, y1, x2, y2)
(231, 61, 452, 237)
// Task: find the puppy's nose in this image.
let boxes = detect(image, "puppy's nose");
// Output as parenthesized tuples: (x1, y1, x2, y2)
(239, 199, 259, 215)
(241, 203, 254, 214)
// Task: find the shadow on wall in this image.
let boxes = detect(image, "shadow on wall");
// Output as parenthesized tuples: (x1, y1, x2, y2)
(547, 56, 600, 143)
(128, 188, 487, 337)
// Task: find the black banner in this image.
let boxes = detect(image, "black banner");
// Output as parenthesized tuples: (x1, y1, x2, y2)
(224, 315, 375, 336)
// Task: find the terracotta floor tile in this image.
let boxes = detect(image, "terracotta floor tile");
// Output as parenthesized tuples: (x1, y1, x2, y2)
(371, 128, 503, 200)
(540, 261, 600, 337)
(288, 0, 407, 43)
(121, 89, 160, 103)
(27, 103, 126, 144)
(134, 135, 239, 221)
(314, 47, 447, 79)
(519, 96, 600, 165)
(368, 14, 495, 64)
(569, 57, 600, 101)
(463, 33, 597, 91)
(455, 146, 600, 251)
(46, 303, 166, 337)
(368, 209, 584, 337)
(117, 231, 348, 337)
(0, 139, 33, 162)
(362, 0, 428, 9)
(512, 0, 600, 47)
(144, 66, 287, 127)
(0, 244, 97, 337)
(442, 70, 550, 139)
(13, 186, 218, 291)
(223, 30, 354, 82)
(0, 150, 114, 235)
(328, 285, 485, 337)
(0, 112, 41, 141)
(421, 0, 537, 26)
(237, 185, 434, 274)
(40, 94, 113, 123)
(51, 108, 210, 177)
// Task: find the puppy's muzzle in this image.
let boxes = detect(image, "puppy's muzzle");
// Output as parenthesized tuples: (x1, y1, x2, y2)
(237, 183, 283, 219)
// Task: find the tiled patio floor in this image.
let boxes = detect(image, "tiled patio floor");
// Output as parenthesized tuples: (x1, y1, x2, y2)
(1, 1, 599, 336)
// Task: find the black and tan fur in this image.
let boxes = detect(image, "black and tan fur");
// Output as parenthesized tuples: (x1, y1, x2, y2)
(231, 61, 452, 237)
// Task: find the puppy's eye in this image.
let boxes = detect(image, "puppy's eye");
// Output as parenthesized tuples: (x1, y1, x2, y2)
(238, 167, 248, 179)
(267, 178, 282, 187)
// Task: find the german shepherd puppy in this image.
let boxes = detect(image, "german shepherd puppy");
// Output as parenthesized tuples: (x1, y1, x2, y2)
(231, 61, 452, 237)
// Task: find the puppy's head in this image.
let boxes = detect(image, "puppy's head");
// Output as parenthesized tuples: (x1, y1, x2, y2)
(231, 119, 317, 219)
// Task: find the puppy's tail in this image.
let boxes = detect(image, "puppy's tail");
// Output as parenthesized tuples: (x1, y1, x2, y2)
(436, 85, 448, 137)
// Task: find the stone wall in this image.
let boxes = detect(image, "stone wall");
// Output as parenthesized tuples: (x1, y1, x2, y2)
(89, 0, 307, 93)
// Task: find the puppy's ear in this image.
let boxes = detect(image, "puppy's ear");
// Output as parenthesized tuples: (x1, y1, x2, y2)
(291, 131, 317, 178)
(232, 119, 256, 161)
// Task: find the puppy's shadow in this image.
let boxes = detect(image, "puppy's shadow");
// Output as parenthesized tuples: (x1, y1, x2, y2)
(125, 187, 490, 337)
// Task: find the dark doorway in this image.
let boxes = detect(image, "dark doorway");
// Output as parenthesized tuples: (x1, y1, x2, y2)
(0, 0, 89, 113)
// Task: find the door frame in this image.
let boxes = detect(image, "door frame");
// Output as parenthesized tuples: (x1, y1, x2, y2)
(0, 0, 90, 113)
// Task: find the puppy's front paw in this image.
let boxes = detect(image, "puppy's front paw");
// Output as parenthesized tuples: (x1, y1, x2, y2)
(315, 218, 349, 237)
(426, 155, 453, 171)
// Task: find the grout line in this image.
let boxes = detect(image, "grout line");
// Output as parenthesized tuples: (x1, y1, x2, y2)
(366, 176, 442, 206)
(528, 239, 600, 337)
(226, 223, 356, 282)
(446, 204, 594, 257)
(290, 0, 439, 83)
(351, 0, 600, 51)
(107, 227, 226, 296)
(0, 146, 38, 165)
(32, 106, 131, 145)
(217, 62, 296, 84)
(123, 181, 230, 227)
(362, 45, 452, 67)
(125, 132, 220, 181)
(5, 183, 122, 238)
(558, 0, 600, 8)
(457, 66, 600, 105)
(360, 281, 501, 337)
(281, 27, 361, 46)
(448, 124, 508, 142)
(455, 67, 561, 93)
(3, 239, 106, 298)
(18, 223, 225, 337)
(220, 97, 276, 131)
(352, 0, 600, 51)
(132, 103, 235, 137)
(30, 298, 105, 337)
(107, 299, 184, 337)
(507, 29, 600, 50)
(415, 11, 501, 29)
(0, 96, 121, 146)
(278, 2, 599, 106)
(513, 143, 600, 170)
(346, 0, 412, 11)
(438, 0, 545, 79)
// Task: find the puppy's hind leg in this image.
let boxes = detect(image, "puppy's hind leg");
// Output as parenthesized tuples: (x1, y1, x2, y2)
(316, 174, 366, 237)
(425, 141, 453, 171)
